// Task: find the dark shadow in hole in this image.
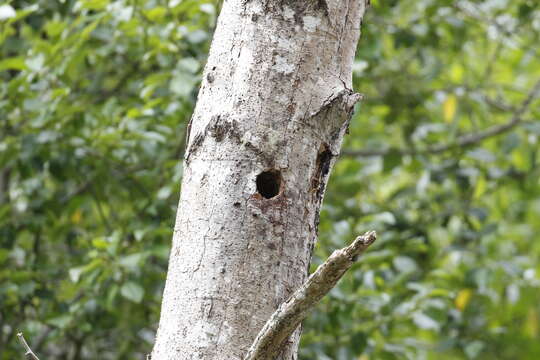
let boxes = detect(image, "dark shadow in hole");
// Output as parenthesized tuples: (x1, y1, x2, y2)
(256, 170, 282, 199)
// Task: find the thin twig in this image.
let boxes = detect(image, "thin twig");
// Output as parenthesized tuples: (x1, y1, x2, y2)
(244, 231, 377, 360)
(482, 41, 503, 83)
(344, 79, 540, 158)
(17, 332, 41, 360)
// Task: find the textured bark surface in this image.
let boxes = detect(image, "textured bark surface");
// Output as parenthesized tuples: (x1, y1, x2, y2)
(152, 1, 368, 359)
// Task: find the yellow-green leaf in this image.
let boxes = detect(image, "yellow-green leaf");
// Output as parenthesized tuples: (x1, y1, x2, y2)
(455, 289, 473, 311)
(443, 94, 457, 122)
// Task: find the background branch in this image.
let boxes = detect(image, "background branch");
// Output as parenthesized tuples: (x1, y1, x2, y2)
(244, 231, 377, 360)
(344, 79, 540, 158)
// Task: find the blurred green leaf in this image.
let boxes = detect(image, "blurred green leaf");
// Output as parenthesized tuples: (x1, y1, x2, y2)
(121, 281, 144, 303)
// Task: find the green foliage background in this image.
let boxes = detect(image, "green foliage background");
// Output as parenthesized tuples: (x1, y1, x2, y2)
(1, 0, 539, 359)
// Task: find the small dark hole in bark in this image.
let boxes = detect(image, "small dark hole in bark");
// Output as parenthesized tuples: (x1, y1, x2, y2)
(256, 170, 281, 199)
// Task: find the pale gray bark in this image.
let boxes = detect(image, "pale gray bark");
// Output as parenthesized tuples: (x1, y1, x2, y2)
(152, 1, 369, 359)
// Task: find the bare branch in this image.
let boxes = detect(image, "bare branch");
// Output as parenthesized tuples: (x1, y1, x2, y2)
(344, 79, 540, 158)
(17, 332, 41, 360)
(244, 231, 377, 360)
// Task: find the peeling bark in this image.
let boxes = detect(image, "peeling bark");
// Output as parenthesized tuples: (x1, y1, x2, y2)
(152, 1, 369, 359)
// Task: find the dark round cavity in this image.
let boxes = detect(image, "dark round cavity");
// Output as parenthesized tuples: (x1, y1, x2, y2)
(256, 170, 281, 199)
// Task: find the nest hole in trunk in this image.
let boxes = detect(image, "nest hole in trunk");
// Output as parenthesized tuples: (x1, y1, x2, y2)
(256, 170, 282, 199)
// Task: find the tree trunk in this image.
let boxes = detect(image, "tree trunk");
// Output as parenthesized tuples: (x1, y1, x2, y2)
(152, 1, 368, 359)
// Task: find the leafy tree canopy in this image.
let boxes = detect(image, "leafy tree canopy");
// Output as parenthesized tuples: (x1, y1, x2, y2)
(1, 0, 539, 359)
